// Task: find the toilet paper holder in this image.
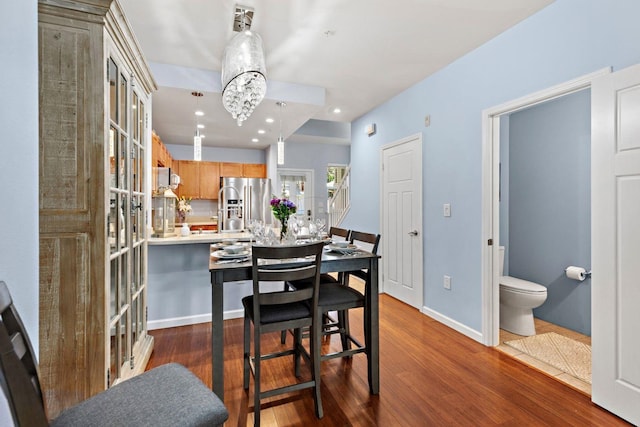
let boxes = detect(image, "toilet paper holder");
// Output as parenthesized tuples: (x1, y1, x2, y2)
(564, 266, 592, 281)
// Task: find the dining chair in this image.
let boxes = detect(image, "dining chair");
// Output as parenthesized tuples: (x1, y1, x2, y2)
(0, 281, 228, 427)
(287, 231, 381, 360)
(243, 241, 325, 426)
(280, 226, 351, 344)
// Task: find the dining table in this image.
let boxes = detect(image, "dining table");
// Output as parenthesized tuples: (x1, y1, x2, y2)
(209, 244, 381, 401)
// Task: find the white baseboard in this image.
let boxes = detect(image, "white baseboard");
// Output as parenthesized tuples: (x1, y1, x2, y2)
(148, 309, 245, 330)
(421, 306, 484, 344)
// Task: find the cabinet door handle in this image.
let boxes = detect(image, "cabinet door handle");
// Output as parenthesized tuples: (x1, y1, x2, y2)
(408, 230, 419, 236)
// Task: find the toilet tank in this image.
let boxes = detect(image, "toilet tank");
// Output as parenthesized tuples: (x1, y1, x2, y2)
(499, 246, 505, 276)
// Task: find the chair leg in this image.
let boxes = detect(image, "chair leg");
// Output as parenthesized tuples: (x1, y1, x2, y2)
(312, 309, 324, 419)
(253, 329, 261, 427)
(337, 309, 352, 352)
(293, 327, 302, 377)
(243, 314, 250, 390)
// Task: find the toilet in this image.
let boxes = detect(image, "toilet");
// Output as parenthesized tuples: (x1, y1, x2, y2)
(499, 246, 547, 336)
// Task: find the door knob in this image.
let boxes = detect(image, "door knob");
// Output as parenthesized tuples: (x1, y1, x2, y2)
(408, 230, 419, 236)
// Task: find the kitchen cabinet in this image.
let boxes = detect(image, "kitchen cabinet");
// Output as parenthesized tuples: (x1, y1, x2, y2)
(176, 160, 220, 200)
(200, 161, 221, 199)
(177, 161, 264, 200)
(38, 0, 155, 418)
(152, 131, 172, 168)
(243, 163, 267, 178)
(220, 162, 243, 177)
(220, 162, 267, 178)
(176, 160, 201, 199)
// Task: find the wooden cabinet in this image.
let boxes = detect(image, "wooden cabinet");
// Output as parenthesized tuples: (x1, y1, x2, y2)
(177, 161, 264, 199)
(200, 161, 221, 199)
(152, 131, 172, 168)
(220, 162, 243, 177)
(220, 162, 267, 178)
(38, 0, 155, 418)
(176, 160, 201, 199)
(176, 160, 220, 200)
(243, 163, 267, 178)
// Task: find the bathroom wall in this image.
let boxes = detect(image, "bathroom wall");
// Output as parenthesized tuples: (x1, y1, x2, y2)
(506, 89, 591, 335)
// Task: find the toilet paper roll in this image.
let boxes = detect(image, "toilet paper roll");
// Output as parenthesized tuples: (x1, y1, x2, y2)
(566, 266, 586, 281)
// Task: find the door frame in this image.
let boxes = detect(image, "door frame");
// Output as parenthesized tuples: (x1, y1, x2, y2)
(480, 67, 611, 346)
(276, 168, 315, 219)
(380, 133, 423, 309)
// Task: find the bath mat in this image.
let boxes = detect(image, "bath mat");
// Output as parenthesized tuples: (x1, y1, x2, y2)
(504, 332, 591, 384)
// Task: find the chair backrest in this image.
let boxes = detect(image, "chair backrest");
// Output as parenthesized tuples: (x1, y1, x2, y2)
(350, 231, 381, 255)
(329, 227, 350, 241)
(0, 281, 49, 426)
(251, 242, 325, 318)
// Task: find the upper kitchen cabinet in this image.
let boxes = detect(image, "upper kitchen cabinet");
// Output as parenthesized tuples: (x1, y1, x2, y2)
(176, 160, 201, 199)
(243, 163, 267, 178)
(176, 160, 221, 200)
(200, 161, 221, 199)
(38, 0, 156, 418)
(220, 161, 243, 177)
(152, 131, 173, 168)
(220, 162, 267, 178)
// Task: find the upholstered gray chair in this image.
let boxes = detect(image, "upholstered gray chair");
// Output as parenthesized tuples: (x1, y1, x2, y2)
(0, 281, 228, 427)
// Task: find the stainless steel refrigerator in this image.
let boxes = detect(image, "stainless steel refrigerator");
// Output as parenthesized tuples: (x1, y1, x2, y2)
(219, 177, 273, 232)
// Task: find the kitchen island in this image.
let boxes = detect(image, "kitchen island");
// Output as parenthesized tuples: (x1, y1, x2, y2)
(147, 232, 254, 330)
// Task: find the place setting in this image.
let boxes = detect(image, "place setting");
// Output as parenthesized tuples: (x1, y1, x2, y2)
(211, 240, 251, 263)
(325, 240, 360, 255)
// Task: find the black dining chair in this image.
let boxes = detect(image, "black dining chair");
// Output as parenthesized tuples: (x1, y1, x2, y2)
(280, 226, 351, 344)
(286, 231, 381, 360)
(0, 281, 229, 427)
(242, 241, 325, 426)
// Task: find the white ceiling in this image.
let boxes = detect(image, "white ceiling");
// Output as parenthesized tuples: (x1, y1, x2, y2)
(119, 0, 554, 149)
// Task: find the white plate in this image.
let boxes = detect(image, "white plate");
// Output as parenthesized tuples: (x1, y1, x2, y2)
(212, 250, 250, 259)
(327, 244, 358, 254)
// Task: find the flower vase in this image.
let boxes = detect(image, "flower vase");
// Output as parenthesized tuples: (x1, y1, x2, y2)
(180, 223, 190, 237)
(280, 217, 288, 241)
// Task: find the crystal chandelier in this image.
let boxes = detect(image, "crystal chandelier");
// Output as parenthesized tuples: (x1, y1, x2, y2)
(221, 6, 266, 126)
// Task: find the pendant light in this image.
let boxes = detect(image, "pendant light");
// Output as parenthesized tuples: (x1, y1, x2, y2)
(192, 91, 203, 161)
(277, 101, 286, 165)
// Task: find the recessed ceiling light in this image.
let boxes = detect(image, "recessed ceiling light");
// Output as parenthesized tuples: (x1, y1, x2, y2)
(195, 110, 204, 116)
(265, 117, 274, 124)
(252, 138, 259, 143)
(258, 129, 266, 134)
(197, 124, 205, 129)
(332, 107, 341, 114)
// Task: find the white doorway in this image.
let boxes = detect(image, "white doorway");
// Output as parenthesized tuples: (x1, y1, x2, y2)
(381, 133, 423, 309)
(481, 67, 610, 347)
(277, 168, 314, 220)
(482, 66, 640, 424)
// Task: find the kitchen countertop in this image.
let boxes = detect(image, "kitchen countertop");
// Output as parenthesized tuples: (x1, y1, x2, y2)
(148, 231, 251, 246)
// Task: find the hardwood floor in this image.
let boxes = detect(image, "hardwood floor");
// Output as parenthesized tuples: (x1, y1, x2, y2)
(146, 294, 629, 426)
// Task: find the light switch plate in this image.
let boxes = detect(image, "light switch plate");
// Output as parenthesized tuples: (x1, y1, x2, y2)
(444, 275, 451, 290)
(443, 203, 451, 217)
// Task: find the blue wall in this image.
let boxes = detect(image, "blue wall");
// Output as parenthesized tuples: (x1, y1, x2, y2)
(279, 141, 350, 220)
(507, 89, 591, 335)
(344, 0, 640, 333)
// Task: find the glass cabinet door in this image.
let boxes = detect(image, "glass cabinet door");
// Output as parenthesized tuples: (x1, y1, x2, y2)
(107, 54, 149, 386)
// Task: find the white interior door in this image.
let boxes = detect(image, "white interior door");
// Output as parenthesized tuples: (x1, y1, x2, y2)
(591, 63, 640, 425)
(381, 134, 423, 309)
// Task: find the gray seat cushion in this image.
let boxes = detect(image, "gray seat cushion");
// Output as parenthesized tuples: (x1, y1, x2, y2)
(51, 363, 228, 427)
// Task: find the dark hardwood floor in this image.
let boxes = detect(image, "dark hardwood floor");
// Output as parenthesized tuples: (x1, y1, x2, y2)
(146, 293, 629, 426)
